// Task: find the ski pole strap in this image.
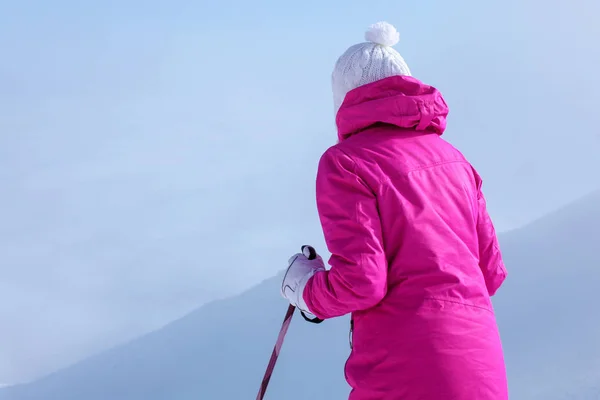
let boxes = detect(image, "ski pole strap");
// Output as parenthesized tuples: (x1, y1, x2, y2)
(300, 310, 324, 324)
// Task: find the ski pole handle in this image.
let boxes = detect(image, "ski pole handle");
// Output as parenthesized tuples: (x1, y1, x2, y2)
(298, 245, 324, 325)
(301, 245, 317, 260)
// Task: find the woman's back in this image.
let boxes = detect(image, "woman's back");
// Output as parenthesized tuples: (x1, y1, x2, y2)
(338, 125, 496, 312)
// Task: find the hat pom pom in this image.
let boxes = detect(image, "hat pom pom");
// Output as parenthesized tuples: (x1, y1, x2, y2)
(365, 21, 400, 47)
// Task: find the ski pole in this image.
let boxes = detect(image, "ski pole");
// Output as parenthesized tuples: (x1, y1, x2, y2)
(255, 245, 317, 400)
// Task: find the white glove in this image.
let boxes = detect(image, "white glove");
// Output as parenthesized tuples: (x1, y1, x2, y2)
(281, 250, 325, 316)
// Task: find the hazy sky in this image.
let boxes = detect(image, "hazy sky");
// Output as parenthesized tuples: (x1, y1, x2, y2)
(1, 0, 599, 384)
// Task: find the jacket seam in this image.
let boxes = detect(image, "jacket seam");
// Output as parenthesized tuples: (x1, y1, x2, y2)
(331, 146, 377, 194)
(407, 159, 469, 173)
(423, 297, 494, 313)
(335, 147, 470, 189)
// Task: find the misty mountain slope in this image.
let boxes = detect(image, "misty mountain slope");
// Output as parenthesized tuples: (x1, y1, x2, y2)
(0, 273, 353, 400)
(1, 191, 600, 400)
(493, 190, 600, 399)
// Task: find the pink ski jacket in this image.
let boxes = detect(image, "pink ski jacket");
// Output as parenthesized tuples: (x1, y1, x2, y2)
(303, 75, 508, 400)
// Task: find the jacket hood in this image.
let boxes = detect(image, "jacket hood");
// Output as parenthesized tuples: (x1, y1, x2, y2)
(335, 75, 449, 142)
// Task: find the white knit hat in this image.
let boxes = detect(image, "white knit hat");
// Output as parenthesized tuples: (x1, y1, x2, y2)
(331, 21, 412, 114)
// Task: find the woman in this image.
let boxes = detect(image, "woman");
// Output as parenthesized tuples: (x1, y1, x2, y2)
(281, 22, 508, 400)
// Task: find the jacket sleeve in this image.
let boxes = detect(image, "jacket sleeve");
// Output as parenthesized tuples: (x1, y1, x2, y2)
(473, 169, 507, 296)
(303, 147, 387, 319)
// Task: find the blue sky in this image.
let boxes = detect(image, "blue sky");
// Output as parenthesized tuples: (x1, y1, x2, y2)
(1, 0, 599, 384)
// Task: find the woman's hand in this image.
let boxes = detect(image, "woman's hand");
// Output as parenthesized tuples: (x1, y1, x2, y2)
(280, 249, 325, 315)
